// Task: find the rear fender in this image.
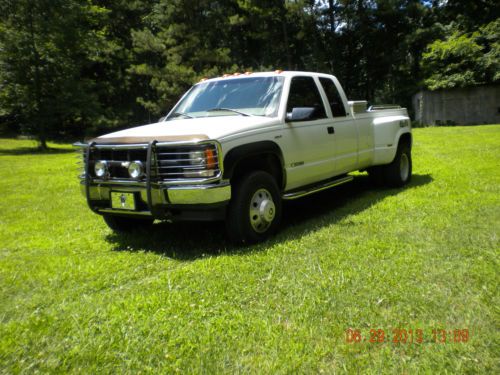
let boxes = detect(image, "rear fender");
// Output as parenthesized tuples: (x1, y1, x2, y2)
(372, 117, 411, 165)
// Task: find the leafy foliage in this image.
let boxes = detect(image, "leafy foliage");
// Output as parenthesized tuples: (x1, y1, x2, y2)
(0, 0, 498, 145)
(421, 20, 499, 90)
(0, 0, 108, 148)
(129, 0, 235, 115)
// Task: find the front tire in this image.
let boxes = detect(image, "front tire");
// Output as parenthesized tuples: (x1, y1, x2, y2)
(103, 215, 154, 232)
(226, 171, 282, 244)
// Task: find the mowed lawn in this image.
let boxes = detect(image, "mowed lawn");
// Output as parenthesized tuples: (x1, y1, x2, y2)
(0, 125, 498, 373)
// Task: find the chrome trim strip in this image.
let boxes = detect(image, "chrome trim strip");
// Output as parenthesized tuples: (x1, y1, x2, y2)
(97, 208, 153, 217)
(160, 173, 223, 184)
(368, 105, 401, 111)
(157, 171, 218, 176)
(84, 142, 99, 213)
(86, 171, 223, 186)
(88, 179, 147, 187)
(74, 142, 148, 150)
(157, 163, 219, 169)
(282, 175, 353, 200)
(146, 140, 157, 214)
(157, 151, 216, 156)
(167, 183, 231, 205)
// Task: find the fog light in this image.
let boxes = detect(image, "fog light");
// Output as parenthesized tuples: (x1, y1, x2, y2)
(94, 160, 108, 178)
(128, 161, 144, 179)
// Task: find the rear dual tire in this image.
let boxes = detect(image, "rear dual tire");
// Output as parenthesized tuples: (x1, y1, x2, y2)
(368, 142, 412, 187)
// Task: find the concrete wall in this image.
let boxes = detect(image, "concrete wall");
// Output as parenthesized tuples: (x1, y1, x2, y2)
(413, 85, 500, 125)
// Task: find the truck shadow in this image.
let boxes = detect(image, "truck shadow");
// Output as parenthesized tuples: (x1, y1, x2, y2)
(106, 173, 433, 260)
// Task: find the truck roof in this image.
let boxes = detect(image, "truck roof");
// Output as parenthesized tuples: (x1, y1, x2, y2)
(199, 71, 336, 84)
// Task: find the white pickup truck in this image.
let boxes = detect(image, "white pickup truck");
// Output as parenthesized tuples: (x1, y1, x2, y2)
(77, 71, 412, 243)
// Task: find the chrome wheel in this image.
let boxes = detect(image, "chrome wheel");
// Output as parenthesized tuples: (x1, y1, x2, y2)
(400, 152, 410, 181)
(249, 188, 276, 233)
(226, 171, 282, 243)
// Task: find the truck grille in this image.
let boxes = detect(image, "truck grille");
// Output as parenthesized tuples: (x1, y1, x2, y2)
(86, 143, 220, 181)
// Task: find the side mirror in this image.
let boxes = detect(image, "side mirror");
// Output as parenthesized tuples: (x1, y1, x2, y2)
(286, 107, 316, 122)
(158, 116, 166, 122)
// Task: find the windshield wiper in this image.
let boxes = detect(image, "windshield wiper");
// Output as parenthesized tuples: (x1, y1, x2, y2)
(168, 112, 193, 120)
(206, 108, 250, 117)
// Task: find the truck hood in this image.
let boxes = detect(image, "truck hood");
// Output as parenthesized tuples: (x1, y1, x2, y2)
(92, 116, 280, 144)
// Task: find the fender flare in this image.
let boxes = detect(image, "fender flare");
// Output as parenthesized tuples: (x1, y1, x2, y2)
(223, 141, 285, 183)
(394, 130, 412, 150)
(384, 130, 412, 163)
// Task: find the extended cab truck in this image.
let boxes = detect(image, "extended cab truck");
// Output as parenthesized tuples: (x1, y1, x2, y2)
(76, 71, 412, 243)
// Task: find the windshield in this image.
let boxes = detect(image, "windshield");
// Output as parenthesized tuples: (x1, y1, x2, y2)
(167, 76, 284, 120)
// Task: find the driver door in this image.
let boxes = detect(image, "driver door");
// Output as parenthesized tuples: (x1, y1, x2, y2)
(282, 76, 336, 190)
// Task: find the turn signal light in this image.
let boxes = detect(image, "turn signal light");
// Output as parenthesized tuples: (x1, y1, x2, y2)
(205, 148, 216, 169)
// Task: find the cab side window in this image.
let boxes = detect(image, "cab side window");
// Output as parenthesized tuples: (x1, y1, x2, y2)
(286, 77, 327, 120)
(319, 78, 347, 117)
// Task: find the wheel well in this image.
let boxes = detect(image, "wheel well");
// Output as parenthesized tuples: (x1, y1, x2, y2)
(229, 153, 284, 189)
(399, 132, 412, 148)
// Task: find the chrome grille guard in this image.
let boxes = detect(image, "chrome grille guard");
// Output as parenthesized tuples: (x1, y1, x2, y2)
(74, 139, 223, 217)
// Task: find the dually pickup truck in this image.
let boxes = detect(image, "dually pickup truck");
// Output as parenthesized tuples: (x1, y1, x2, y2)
(76, 71, 412, 243)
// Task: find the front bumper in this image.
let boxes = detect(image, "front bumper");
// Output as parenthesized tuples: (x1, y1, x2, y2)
(82, 180, 231, 221)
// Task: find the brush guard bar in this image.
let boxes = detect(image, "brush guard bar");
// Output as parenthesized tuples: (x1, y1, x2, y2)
(75, 140, 231, 219)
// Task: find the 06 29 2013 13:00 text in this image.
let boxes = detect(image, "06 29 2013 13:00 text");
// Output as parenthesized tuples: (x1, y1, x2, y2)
(345, 328, 470, 344)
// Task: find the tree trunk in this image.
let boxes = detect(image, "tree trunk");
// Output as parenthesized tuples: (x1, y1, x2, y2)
(280, 2, 292, 70)
(328, 0, 336, 33)
(28, 2, 47, 151)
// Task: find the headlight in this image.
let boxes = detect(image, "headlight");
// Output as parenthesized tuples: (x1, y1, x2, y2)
(128, 161, 144, 179)
(189, 150, 206, 165)
(94, 160, 108, 178)
(184, 148, 217, 178)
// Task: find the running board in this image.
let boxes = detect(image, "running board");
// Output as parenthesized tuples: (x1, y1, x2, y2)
(282, 175, 354, 200)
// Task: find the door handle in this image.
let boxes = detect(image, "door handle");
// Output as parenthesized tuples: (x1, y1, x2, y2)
(327, 126, 335, 134)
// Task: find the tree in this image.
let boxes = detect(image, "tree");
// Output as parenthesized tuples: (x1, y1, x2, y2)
(1, 0, 497, 142)
(128, 0, 319, 117)
(0, 0, 107, 149)
(440, 0, 500, 32)
(129, 0, 235, 117)
(421, 20, 499, 90)
(86, 0, 155, 131)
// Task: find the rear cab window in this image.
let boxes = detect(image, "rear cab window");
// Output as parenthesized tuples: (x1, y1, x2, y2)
(319, 77, 347, 117)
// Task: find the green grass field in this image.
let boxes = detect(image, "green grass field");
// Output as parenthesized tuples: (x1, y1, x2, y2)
(0, 125, 499, 373)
